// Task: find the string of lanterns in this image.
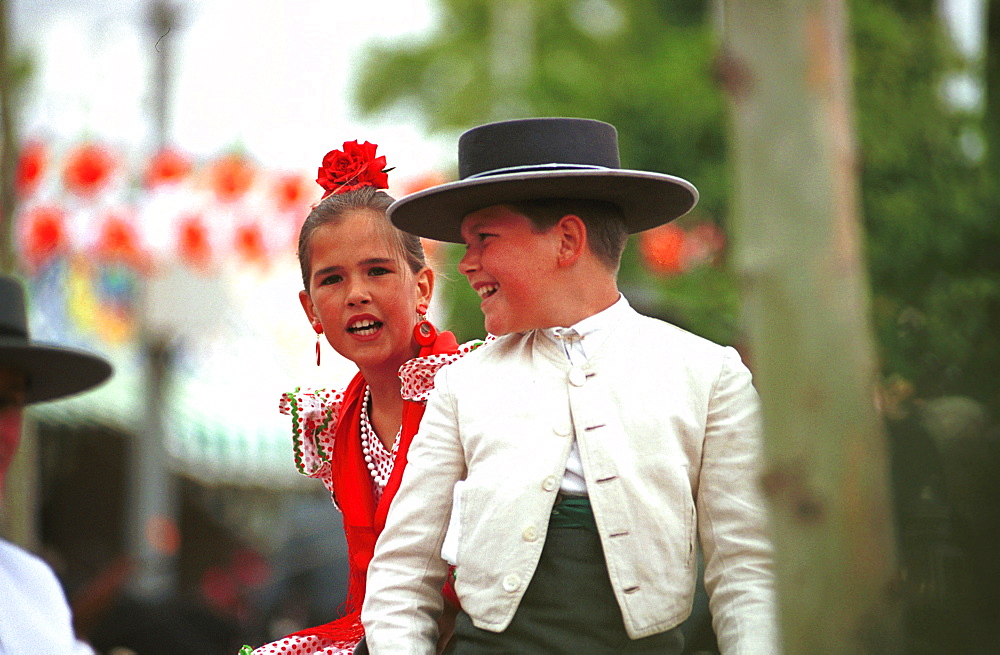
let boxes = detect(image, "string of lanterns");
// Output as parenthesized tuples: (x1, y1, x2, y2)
(14, 140, 317, 274)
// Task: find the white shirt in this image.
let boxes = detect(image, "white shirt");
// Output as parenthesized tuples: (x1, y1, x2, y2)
(541, 294, 630, 495)
(0, 539, 94, 655)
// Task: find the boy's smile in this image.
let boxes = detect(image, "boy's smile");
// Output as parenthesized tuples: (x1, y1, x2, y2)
(459, 205, 561, 335)
(474, 283, 499, 300)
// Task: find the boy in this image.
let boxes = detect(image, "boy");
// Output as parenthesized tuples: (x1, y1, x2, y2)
(362, 118, 778, 654)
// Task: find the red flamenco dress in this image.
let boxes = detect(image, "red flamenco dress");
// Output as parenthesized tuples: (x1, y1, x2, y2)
(249, 329, 482, 655)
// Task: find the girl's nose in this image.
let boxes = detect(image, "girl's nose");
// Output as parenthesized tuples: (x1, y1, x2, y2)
(346, 279, 371, 306)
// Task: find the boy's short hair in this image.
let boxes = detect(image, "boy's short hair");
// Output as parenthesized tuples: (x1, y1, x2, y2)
(507, 199, 628, 273)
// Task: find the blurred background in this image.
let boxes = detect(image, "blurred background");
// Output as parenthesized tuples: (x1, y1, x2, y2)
(0, 0, 998, 653)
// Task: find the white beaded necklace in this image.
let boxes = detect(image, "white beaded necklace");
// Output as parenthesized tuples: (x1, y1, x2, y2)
(359, 386, 401, 489)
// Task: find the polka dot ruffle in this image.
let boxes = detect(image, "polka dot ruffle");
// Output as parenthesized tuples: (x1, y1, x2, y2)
(251, 633, 354, 654)
(398, 338, 490, 402)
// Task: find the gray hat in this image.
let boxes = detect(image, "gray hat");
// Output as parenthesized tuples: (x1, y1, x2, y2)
(0, 275, 112, 403)
(389, 117, 699, 243)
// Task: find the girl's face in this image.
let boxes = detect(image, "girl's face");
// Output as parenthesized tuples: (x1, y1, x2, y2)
(299, 209, 433, 375)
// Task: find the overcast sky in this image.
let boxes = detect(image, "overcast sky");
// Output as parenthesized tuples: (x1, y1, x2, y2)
(11, 0, 453, 178)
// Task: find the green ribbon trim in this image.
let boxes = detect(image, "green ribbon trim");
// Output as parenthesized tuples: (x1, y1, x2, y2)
(287, 386, 335, 475)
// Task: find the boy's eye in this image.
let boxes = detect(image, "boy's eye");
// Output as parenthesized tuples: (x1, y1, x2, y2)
(478, 233, 497, 242)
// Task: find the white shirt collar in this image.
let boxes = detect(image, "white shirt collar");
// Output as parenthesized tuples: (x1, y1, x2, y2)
(542, 294, 630, 362)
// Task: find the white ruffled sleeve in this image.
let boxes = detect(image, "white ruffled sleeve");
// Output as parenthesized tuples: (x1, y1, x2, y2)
(278, 387, 346, 480)
(398, 338, 490, 402)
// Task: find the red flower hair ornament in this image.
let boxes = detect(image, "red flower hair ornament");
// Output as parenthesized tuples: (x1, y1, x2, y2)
(316, 140, 392, 198)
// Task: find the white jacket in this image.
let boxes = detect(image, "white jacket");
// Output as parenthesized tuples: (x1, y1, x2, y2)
(0, 539, 94, 654)
(363, 306, 778, 654)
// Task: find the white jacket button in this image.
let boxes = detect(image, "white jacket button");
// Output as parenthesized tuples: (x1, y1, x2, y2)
(568, 367, 586, 387)
(522, 525, 538, 542)
(542, 476, 558, 491)
(502, 573, 521, 592)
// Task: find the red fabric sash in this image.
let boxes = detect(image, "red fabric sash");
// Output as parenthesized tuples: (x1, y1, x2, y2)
(285, 329, 460, 646)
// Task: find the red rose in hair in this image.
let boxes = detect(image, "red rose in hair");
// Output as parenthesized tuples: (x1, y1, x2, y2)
(316, 140, 390, 197)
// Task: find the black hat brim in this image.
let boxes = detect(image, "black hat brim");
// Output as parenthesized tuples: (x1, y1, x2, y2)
(389, 169, 699, 243)
(0, 341, 112, 404)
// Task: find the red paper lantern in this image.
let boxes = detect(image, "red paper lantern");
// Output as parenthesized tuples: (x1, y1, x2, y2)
(21, 205, 67, 269)
(95, 212, 149, 270)
(145, 147, 192, 188)
(208, 154, 255, 203)
(234, 222, 267, 264)
(231, 548, 270, 588)
(177, 214, 212, 269)
(273, 172, 315, 214)
(16, 141, 47, 197)
(685, 222, 726, 267)
(639, 223, 686, 275)
(63, 142, 116, 198)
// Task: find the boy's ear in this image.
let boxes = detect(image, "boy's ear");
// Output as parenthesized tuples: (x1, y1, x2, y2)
(555, 214, 587, 268)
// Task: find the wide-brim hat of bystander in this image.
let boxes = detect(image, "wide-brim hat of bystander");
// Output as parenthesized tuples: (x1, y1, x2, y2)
(388, 117, 699, 243)
(0, 275, 112, 404)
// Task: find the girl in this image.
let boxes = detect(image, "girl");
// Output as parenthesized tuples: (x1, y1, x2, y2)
(245, 141, 480, 655)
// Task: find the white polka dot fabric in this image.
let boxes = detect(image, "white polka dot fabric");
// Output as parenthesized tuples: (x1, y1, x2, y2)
(399, 337, 491, 402)
(251, 633, 354, 654)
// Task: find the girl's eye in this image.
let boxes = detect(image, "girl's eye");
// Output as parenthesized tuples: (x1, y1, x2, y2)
(369, 267, 391, 277)
(320, 274, 343, 286)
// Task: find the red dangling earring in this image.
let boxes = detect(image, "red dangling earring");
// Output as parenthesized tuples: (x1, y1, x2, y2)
(413, 304, 436, 346)
(313, 323, 323, 366)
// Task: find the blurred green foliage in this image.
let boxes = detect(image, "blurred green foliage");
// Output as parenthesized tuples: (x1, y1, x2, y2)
(852, 1, 1000, 408)
(354, 0, 1000, 411)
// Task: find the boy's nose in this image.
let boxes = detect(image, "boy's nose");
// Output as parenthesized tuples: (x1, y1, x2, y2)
(458, 249, 478, 276)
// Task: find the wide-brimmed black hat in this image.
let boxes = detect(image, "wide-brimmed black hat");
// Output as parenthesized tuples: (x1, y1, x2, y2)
(0, 275, 112, 404)
(389, 117, 699, 243)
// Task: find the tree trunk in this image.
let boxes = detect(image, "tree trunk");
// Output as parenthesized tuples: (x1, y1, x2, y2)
(986, 0, 1000, 178)
(719, 1, 902, 652)
(0, 0, 16, 272)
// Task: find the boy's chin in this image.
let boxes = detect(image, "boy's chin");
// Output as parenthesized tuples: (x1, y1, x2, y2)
(483, 316, 535, 336)
(482, 316, 512, 336)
